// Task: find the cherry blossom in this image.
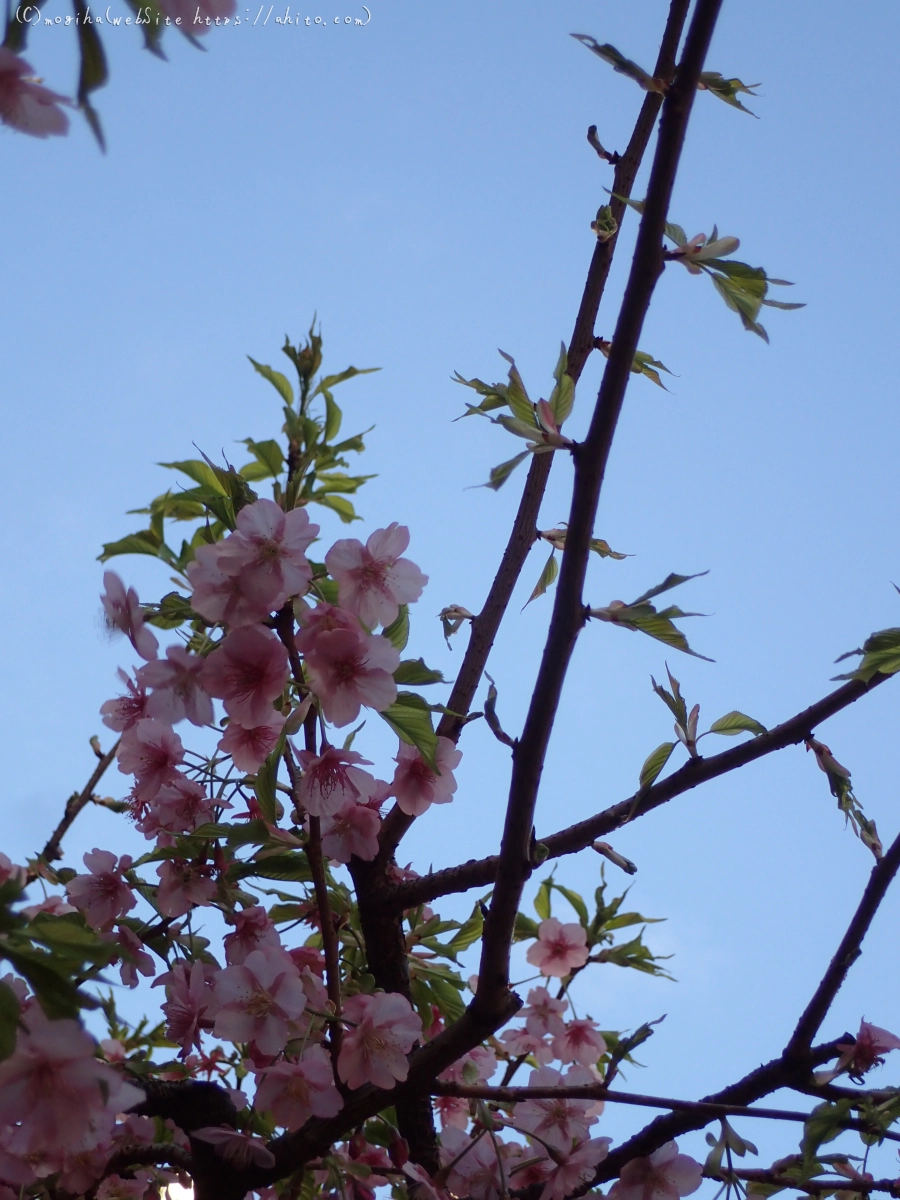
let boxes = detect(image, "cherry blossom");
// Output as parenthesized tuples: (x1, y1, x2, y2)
(137, 775, 216, 840)
(295, 745, 378, 817)
(541, 1137, 611, 1200)
(294, 601, 364, 651)
(0, 853, 25, 891)
(608, 1140, 703, 1200)
(216, 498, 318, 609)
(21, 893, 76, 919)
(138, 645, 214, 726)
(0, 47, 70, 136)
(100, 571, 158, 661)
(499, 1026, 555, 1065)
(526, 918, 590, 978)
(325, 523, 428, 629)
(113, 923, 156, 988)
(337, 991, 423, 1089)
(552, 1017, 607, 1066)
(522, 987, 568, 1039)
(439, 1045, 497, 1086)
(390, 736, 462, 816)
(433, 1093, 470, 1130)
(96, 1174, 147, 1199)
(0, 1007, 144, 1158)
(117, 719, 186, 805)
(253, 1045, 344, 1130)
(223, 905, 282, 965)
(219, 712, 286, 773)
(440, 1127, 507, 1200)
(156, 859, 218, 917)
(187, 541, 268, 628)
(320, 799, 382, 863)
(402, 1162, 450, 1200)
(100, 670, 150, 732)
(515, 1065, 598, 1151)
(212, 946, 307, 1059)
(670, 232, 740, 274)
(153, 960, 219, 1057)
(834, 1019, 900, 1081)
(303, 626, 399, 727)
(200, 627, 289, 727)
(66, 848, 136, 931)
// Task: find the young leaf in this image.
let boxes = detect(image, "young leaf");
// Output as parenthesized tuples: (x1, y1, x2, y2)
(379, 692, 439, 770)
(639, 742, 676, 789)
(570, 35, 663, 93)
(833, 627, 900, 682)
(393, 658, 446, 686)
(698, 71, 760, 116)
(525, 550, 559, 607)
(248, 357, 294, 407)
(383, 606, 411, 652)
(254, 734, 287, 825)
(481, 451, 530, 491)
(708, 711, 767, 737)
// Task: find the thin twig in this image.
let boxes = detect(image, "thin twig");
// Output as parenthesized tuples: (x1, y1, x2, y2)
(31, 738, 121, 879)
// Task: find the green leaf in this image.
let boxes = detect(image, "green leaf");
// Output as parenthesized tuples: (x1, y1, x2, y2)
(74, 0, 108, 151)
(0, 981, 20, 1060)
(525, 550, 558, 607)
(323, 391, 343, 441)
(834, 627, 900, 682)
(98, 529, 167, 564)
(698, 71, 760, 116)
(145, 591, 195, 630)
(549, 343, 575, 425)
(240, 438, 285, 481)
(483, 451, 530, 491)
(632, 571, 708, 606)
(394, 659, 446, 686)
(591, 538, 629, 560)
(160, 459, 229, 495)
(254, 733, 287, 826)
(708, 711, 767, 737)
(311, 366, 379, 398)
(379, 692, 439, 771)
(534, 879, 552, 921)
(1, 945, 82, 1019)
(570, 35, 661, 92)
(312, 494, 360, 523)
(551, 882, 589, 927)
(513, 912, 540, 941)
(231, 854, 313, 884)
(248, 357, 294, 407)
(445, 904, 485, 955)
(383, 606, 410, 652)
(27, 914, 115, 962)
(498, 351, 535, 425)
(639, 742, 677, 789)
(597, 339, 675, 390)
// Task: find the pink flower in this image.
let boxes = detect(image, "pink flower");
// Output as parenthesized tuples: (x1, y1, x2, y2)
(608, 1141, 703, 1200)
(156, 859, 218, 917)
(253, 1045, 343, 1130)
(440, 1127, 507, 1200)
(836, 1020, 900, 1081)
(212, 947, 307, 1059)
(66, 849, 135, 931)
(100, 670, 150, 732)
(114, 923, 155, 988)
(223, 906, 282, 966)
(433, 1094, 470, 1130)
(217, 498, 318, 609)
(0, 48, 70, 137)
(303, 627, 399, 727)
(516, 1066, 598, 1151)
(0, 853, 26, 891)
(192, 1126, 275, 1169)
(325, 523, 428, 629)
(21, 893, 76, 920)
(526, 918, 590, 978)
(137, 775, 216, 840)
(499, 1026, 554, 1065)
(541, 1138, 612, 1200)
(219, 712, 286, 773)
(138, 645, 213, 726)
(187, 541, 267, 628)
(0, 1007, 144, 1157)
(295, 745, 378, 817)
(294, 601, 363, 651)
(552, 1018, 607, 1067)
(319, 800, 382, 863)
(390, 736, 461, 817)
(96, 1175, 146, 1199)
(100, 571, 158, 660)
(337, 991, 422, 1089)
(153, 960, 218, 1056)
(522, 987, 568, 1039)
(117, 719, 185, 804)
(439, 1045, 497, 1086)
(200, 627, 289, 726)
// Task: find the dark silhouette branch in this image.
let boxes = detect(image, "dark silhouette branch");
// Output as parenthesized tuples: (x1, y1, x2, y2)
(383, 671, 892, 911)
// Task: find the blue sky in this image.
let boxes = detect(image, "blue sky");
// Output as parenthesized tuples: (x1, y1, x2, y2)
(3, 0, 900, 1181)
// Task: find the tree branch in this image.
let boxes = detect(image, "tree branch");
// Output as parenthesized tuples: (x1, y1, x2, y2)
(472, 0, 724, 1023)
(30, 738, 121, 879)
(717, 1170, 900, 1197)
(383, 671, 892, 911)
(431, 1082, 900, 1144)
(376, 0, 692, 862)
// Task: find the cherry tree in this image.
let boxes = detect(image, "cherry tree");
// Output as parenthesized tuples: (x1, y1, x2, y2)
(4, 3, 900, 1200)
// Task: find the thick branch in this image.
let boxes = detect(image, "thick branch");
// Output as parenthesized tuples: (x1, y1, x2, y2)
(384, 671, 892, 911)
(473, 0, 724, 1021)
(377, 0, 692, 861)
